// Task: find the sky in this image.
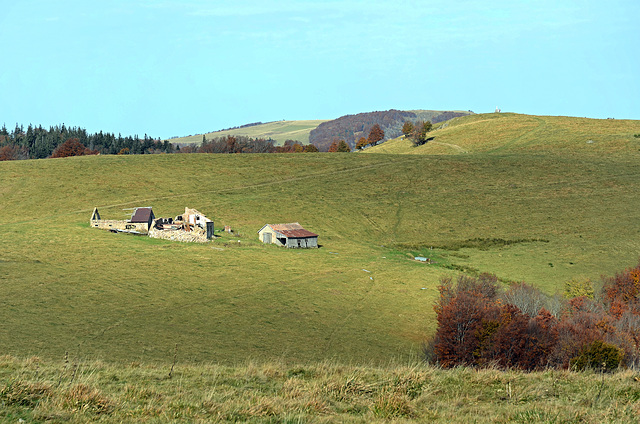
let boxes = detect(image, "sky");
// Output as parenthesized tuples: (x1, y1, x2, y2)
(1, 0, 638, 139)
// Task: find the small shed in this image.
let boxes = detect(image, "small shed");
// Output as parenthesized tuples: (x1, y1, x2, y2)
(130, 207, 155, 231)
(258, 223, 318, 248)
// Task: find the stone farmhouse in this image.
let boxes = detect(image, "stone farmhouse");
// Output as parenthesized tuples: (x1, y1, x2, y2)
(258, 223, 318, 248)
(91, 206, 214, 243)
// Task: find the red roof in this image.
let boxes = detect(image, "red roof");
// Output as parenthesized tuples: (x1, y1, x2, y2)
(269, 223, 318, 238)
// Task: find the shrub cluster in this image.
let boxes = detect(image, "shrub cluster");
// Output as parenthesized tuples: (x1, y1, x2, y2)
(429, 263, 640, 371)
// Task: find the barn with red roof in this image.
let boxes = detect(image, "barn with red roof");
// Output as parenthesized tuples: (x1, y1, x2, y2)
(258, 223, 318, 248)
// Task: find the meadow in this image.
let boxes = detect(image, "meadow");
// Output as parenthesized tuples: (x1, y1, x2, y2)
(366, 112, 640, 155)
(1, 139, 639, 366)
(169, 120, 328, 146)
(3, 355, 639, 423)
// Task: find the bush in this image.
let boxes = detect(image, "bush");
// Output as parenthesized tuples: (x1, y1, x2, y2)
(570, 340, 623, 372)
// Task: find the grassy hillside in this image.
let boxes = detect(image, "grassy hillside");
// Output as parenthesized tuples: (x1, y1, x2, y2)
(3, 356, 638, 423)
(1, 149, 639, 365)
(364, 113, 640, 155)
(168, 120, 328, 146)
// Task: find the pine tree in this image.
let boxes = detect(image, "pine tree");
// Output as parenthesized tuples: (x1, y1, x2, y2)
(337, 140, 351, 152)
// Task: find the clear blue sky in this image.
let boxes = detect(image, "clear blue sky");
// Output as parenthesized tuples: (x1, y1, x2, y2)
(1, 0, 638, 139)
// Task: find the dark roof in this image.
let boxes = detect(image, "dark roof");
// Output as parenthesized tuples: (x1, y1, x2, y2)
(269, 223, 318, 238)
(131, 207, 153, 223)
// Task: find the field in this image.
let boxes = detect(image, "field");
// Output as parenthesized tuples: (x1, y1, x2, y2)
(167, 119, 328, 146)
(3, 356, 640, 423)
(365, 112, 640, 155)
(2, 120, 640, 367)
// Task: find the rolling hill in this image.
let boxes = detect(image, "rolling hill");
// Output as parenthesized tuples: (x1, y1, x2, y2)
(364, 112, 640, 155)
(2, 122, 640, 366)
(164, 109, 473, 149)
(167, 120, 328, 146)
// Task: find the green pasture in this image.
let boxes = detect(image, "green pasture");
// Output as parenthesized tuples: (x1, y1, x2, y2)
(1, 144, 639, 365)
(365, 112, 640, 155)
(168, 119, 328, 146)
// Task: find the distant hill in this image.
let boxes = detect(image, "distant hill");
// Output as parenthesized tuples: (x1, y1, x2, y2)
(363, 112, 640, 155)
(167, 120, 329, 146)
(164, 109, 472, 149)
(309, 109, 472, 151)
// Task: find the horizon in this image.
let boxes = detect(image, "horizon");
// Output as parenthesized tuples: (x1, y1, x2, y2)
(1, 0, 638, 139)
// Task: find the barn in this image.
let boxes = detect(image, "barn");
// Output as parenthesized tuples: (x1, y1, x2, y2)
(258, 223, 318, 248)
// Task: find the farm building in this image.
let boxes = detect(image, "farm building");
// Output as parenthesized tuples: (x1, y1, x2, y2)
(149, 207, 215, 242)
(90, 206, 155, 233)
(258, 223, 318, 248)
(91, 206, 214, 242)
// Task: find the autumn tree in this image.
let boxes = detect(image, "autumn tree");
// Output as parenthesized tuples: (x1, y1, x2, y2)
(367, 124, 384, 146)
(304, 143, 319, 153)
(355, 137, 368, 150)
(402, 121, 414, 137)
(327, 140, 339, 152)
(50, 138, 96, 158)
(413, 121, 433, 145)
(0, 145, 27, 161)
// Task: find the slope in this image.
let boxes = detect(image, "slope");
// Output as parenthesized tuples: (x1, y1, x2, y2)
(363, 113, 640, 155)
(1, 150, 639, 365)
(167, 120, 328, 146)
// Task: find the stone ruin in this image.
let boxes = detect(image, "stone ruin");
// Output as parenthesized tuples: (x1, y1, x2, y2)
(91, 206, 214, 243)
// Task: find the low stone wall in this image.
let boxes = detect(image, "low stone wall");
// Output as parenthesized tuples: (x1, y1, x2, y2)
(91, 219, 148, 233)
(148, 227, 210, 243)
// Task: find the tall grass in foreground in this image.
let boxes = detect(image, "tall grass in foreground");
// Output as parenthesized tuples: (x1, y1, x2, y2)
(2, 355, 639, 423)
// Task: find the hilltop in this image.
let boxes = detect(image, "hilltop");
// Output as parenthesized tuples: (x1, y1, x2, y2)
(167, 120, 328, 146)
(363, 112, 640, 155)
(164, 109, 472, 149)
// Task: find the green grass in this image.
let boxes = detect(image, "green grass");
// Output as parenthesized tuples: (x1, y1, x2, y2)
(3, 356, 640, 423)
(364, 113, 640, 155)
(1, 148, 640, 365)
(168, 119, 328, 146)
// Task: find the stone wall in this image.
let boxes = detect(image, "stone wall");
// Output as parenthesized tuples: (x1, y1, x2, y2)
(148, 227, 210, 243)
(91, 219, 149, 233)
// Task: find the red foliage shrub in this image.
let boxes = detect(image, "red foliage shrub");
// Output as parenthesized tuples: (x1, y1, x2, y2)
(430, 264, 640, 370)
(50, 138, 97, 158)
(0, 145, 27, 161)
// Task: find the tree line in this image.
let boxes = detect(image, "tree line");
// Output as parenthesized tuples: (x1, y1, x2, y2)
(178, 136, 320, 154)
(0, 118, 436, 161)
(0, 123, 171, 160)
(309, 109, 470, 151)
(428, 262, 640, 371)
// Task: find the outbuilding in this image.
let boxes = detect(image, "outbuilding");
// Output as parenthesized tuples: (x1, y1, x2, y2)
(258, 223, 318, 248)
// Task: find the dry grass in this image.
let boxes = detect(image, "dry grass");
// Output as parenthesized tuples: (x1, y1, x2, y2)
(169, 119, 329, 146)
(365, 112, 640, 156)
(2, 355, 640, 423)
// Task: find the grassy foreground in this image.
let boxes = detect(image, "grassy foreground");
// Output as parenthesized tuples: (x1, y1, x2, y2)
(3, 355, 640, 423)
